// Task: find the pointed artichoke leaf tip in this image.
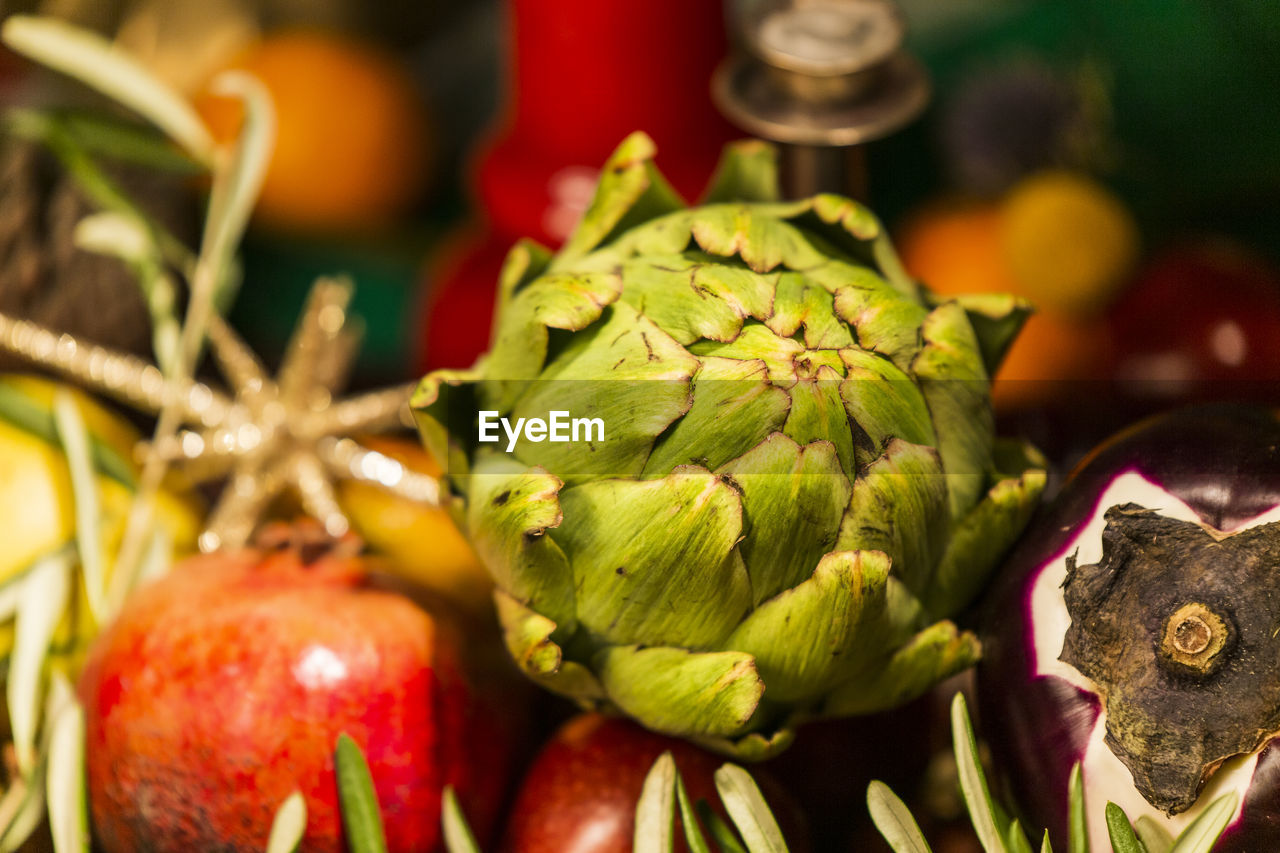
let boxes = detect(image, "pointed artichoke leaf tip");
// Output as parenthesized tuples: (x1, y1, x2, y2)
(494, 589, 564, 677)
(702, 139, 782, 205)
(494, 238, 554, 323)
(942, 292, 1035, 378)
(555, 131, 685, 266)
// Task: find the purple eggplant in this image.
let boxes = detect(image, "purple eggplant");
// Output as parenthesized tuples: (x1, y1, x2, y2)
(978, 404, 1280, 851)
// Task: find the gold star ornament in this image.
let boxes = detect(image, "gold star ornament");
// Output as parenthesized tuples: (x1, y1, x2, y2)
(0, 276, 440, 552)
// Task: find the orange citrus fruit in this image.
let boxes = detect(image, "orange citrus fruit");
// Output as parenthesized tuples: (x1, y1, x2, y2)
(990, 312, 1113, 409)
(196, 30, 431, 231)
(897, 199, 1020, 299)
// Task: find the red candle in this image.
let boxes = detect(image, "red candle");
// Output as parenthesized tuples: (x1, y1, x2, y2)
(418, 0, 739, 371)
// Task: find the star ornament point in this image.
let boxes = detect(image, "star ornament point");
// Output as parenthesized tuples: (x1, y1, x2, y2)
(0, 277, 438, 552)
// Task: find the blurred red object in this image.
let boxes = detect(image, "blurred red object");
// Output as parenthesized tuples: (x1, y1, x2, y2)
(1107, 239, 1280, 399)
(417, 0, 739, 371)
(500, 713, 809, 852)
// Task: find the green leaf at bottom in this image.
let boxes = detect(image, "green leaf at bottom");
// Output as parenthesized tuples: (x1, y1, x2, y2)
(334, 733, 388, 853)
(715, 764, 788, 853)
(635, 752, 676, 853)
(866, 780, 931, 853)
(266, 791, 306, 853)
(1170, 792, 1239, 853)
(441, 786, 481, 853)
(1104, 803, 1143, 853)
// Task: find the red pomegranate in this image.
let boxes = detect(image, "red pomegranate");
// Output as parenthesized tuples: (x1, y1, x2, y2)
(78, 523, 519, 852)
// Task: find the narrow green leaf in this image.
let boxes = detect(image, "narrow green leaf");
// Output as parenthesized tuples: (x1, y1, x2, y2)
(334, 733, 388, 853)
(266, 791, 307, 853)
(714, 764, 788, 853)
(74, 213, 181, 374)
(47, 110, 203, 172)
(0, 381, 135, 488)
(1104, 803, 1143, 853)
(5, 108, 198, 280)
(950, 694, 1007, 853)
(8, 550, 73, 774)
(675, 772, 713, 853)
(53, 391, 105, 625)
(111, 60, 274, 605)
(1134, 817, 1174, 853)
(46, 676, 88, 853)
(4, 108, 201, 175)
(1169, 792, 1239, 853)
(0, 575, 25, 624)
(0, 673, 60, 853)
(0, 16, 215, 162)
(697, 801, 747, 853)
(1066, 764, 1088, 853)
(991, 797, 1017, 841)
(0, 770, 45, 853)
(1040, 830, 1053, 853)
(197, 70, 274, 285)
(135, 527, 174, 587)
(866, 780, 931, 853)
(635, 752, 677, 853)
(440, 786, 481, 853)
(1006, 820, 1034, 853)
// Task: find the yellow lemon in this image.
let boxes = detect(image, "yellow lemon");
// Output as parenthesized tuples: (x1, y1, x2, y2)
(338, 435, 492, 613)
(1000, 170, 1140, 317)
(0, 375, 203, 660)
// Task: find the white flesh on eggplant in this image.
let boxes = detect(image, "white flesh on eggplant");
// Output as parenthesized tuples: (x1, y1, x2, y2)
(1029, 470, 1279, 848)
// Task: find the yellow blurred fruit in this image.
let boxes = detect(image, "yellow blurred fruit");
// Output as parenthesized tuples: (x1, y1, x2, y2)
(0, 375, 204, 662)
(338, 435, 492, 613)
(195, 30, 431, 231)
(0, 376, 202, 584)
(999, 170, 1139, 317)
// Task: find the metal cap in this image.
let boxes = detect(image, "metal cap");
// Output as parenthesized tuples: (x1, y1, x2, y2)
(714, 0, 930, 147)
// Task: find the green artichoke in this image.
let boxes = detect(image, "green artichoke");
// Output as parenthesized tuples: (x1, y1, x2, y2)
(413, 133, 1045, 758)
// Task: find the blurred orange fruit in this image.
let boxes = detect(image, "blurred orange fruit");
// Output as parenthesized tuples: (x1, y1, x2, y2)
(337, 435, 493, 613)
(196, 30, 431, 231)
(990, 312, 1113, 409)
(897, 199, 1113, 409)
(897, 200, 1019, 298)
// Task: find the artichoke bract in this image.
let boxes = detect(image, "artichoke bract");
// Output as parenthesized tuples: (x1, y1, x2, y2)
(413, 133, 1046, 758)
